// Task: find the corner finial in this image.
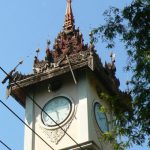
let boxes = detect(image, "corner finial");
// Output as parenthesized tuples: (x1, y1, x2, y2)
(36, 48, 40, 58)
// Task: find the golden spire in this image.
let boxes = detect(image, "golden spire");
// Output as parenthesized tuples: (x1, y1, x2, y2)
(64, 0, 75, 32)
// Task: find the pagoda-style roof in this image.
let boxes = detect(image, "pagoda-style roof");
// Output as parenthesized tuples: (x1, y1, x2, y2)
(6, 0, 130, 110)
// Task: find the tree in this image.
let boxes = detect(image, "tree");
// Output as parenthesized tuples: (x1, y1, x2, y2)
(92, 0, 150, 148)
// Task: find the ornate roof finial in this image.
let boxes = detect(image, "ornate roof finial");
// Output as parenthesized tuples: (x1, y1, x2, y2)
(64, 0, 75, 32)
(47, 39, 51, 50)
(36, 48, 40, 58)
(110, 52, 116, 64)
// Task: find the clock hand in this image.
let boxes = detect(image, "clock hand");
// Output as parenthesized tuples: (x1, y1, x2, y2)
(56, 110, 60, 122)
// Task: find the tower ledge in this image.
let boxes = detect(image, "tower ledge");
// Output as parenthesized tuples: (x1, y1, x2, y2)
(60, 141, 101, 150)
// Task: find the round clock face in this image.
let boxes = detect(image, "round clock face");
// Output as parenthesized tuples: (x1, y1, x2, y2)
(94, 102, 109, 132)
(42, 96, 72, 127)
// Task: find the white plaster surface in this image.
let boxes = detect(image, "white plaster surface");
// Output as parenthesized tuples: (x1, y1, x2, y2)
(24, 72, 114, 150)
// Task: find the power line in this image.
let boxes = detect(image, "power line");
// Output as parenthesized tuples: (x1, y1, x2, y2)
(0, 66, 85, 150)
(0, 139, 12, 150)
(0, 100, 54, 150)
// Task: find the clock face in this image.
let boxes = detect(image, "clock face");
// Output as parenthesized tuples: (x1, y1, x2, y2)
(94, 102, 109, 132)
(42, 96, 72, 127)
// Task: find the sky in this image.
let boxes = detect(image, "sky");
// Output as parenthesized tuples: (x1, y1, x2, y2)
(0, 0, 149, 150)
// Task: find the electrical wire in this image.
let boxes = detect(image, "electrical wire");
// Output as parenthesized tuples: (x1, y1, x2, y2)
(0, 66, 85, 150)
(0, 100, 54, 150)
(0, 139, 12, 150)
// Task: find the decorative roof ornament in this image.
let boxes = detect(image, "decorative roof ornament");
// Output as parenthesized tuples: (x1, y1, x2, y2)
(64, 0, 75, 32)
(89, 32, 95, 51)
(110, 52, 116, 64)
(2, 60, 23, 84)
(36, 48, 40, 58)
(47, 39, 51, 47)
(105, 51, 117, 78)
(52, 0, 88, 60)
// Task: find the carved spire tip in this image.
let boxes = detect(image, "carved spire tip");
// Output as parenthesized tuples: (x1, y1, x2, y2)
(64, 0, 74, 32)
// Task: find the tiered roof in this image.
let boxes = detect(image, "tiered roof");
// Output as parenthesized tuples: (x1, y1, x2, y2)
(33, 0, 88, 74)
(7, 0, 129, 110)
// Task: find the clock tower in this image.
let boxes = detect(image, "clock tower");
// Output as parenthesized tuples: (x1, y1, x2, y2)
(7, 0, 130, 150)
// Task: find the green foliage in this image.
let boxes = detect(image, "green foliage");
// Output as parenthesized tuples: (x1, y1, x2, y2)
(99, 105, 106, 113)
(101, 130, 130, 150)
(93, 0, 150, 148)
(99, 92, 133, 150)
(102, 132, 115, 142)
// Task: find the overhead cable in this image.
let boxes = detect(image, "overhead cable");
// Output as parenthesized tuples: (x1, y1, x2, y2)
(0, 139, 12, 150)
(0, 100, 54, 150)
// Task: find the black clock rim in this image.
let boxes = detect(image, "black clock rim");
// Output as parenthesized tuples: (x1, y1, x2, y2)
(94, 102, 109, 133)
(41, 96, 72, 127)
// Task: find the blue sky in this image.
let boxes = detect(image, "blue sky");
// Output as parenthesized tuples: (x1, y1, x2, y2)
(0, 0, 148, 150)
